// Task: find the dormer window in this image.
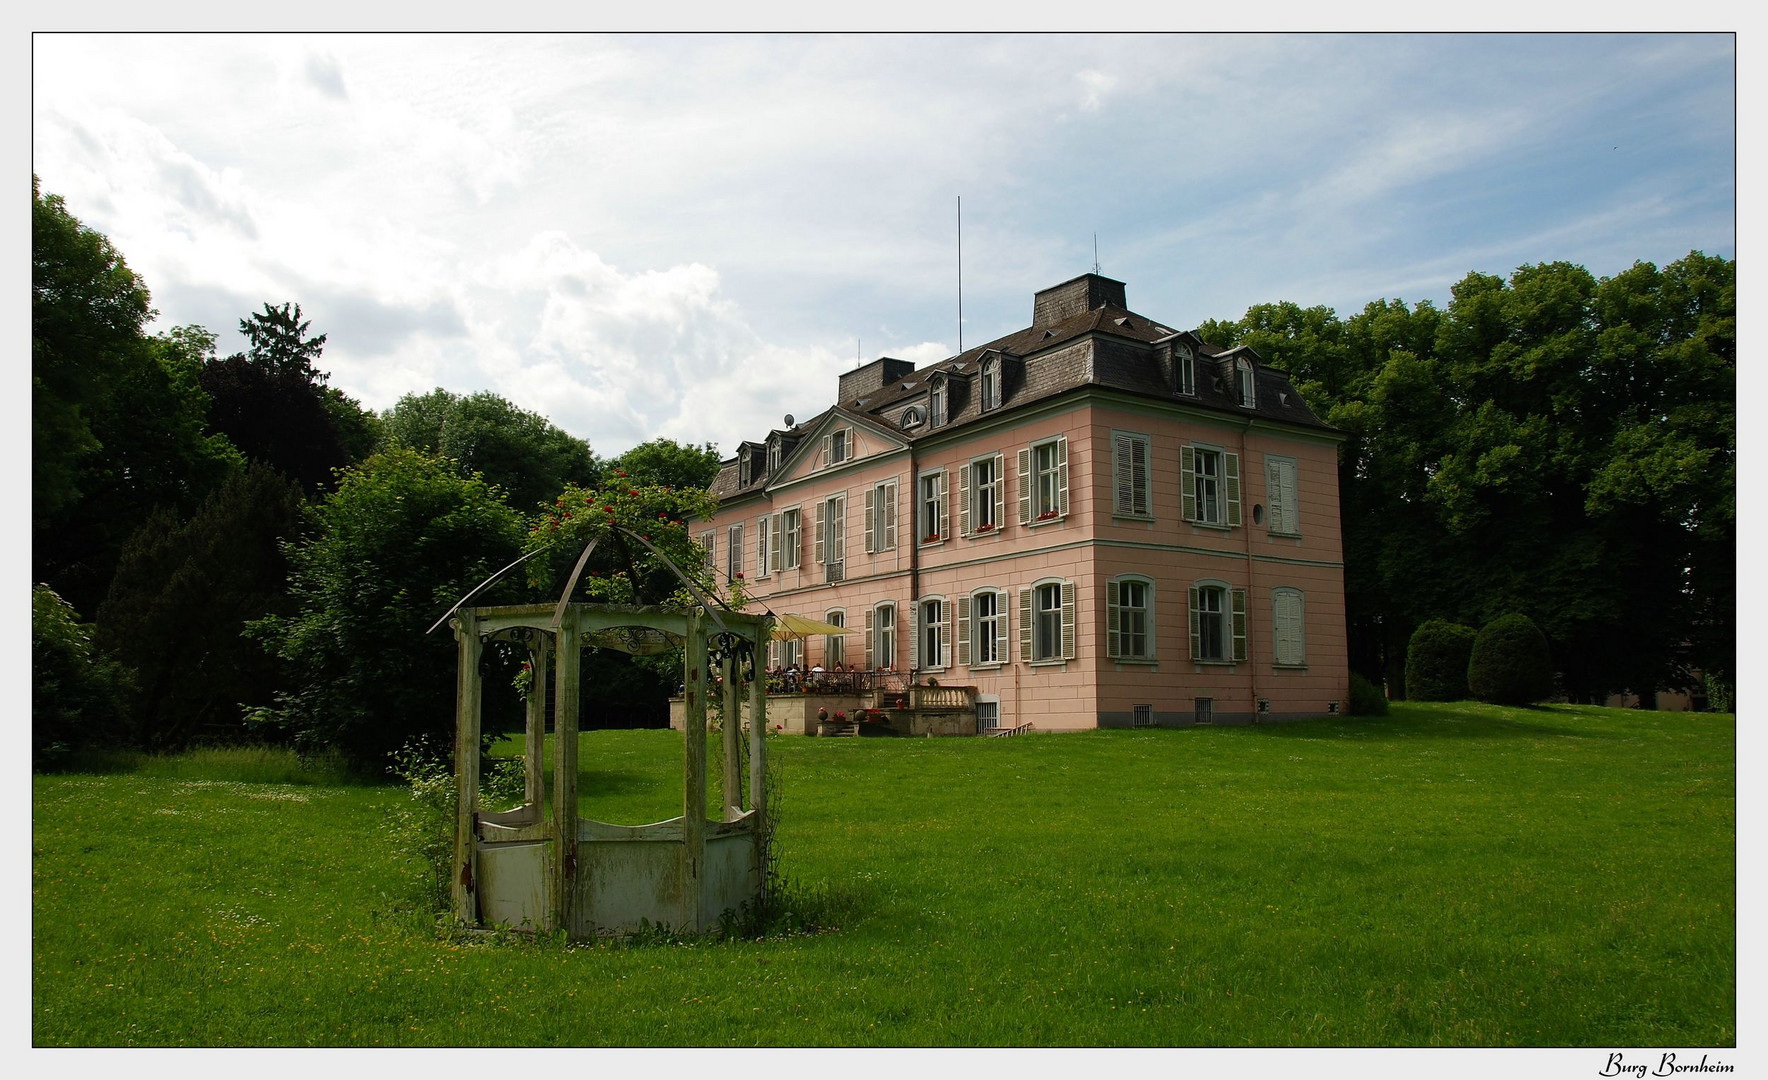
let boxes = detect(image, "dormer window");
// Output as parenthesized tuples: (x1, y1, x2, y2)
(1235, 359, 1256, 409)
(768, 438, 781, 474)
(981, 356, 1001, 411)
(929, 377, 947, 428)
(739, 447, 753, 487)
(1176, 344, 1195, 396)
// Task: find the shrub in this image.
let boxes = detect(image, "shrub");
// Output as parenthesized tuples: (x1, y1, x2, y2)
(33, 584, 133, 767)
(1467, 613, 1556, 705)
(1404, 620, 1478, 701)
(1348, 672, 1388, 715)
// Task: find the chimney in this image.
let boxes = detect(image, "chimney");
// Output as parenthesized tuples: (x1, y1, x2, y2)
(839, 356, 917, 404)
(1032, 273, 1127, 330)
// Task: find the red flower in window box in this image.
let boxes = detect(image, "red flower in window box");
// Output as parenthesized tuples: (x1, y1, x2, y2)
(735, 572, 744, 580)
(975, 522, 995, 532)
(1037, 510, 1059, 521)
(925, 533, 939, 541)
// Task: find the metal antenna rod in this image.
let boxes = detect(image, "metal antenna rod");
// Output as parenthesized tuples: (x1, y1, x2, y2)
(957, 195, 963, 354)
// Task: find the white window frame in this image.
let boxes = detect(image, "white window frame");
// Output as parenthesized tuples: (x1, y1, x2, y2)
(755, 514, 771, 577)
(975, 697, 1001, 732)
(864, 478, 898, 553)
(779, 506, 802, 569)
(918, 468, 948, 545)
(1020, 577, 1076, 664)
(698, 529, 715, 571)
(815, 493, 846, 573)
(1111, 429, 1152, 519)
(929, 378, 947, 428)
(961, 453, 1004, 537)
(823, 426, 850, 466)
(1107, 574, 1156, 663)
(869, 602, 897, 671)
(825, 608, 846, 668)
(1266, 455, 1300, 537)
(1017, 436, 1069, 525)
(913, 596, 950, 672)
(1189, 580, 1247, 665)
(1272, 587, 1306, 668)
(1182, 443, 1241, 528)
(980, 357, 1001, 411)
(1176, 345, 1195, 396)
(961, 586, 1008, 668)
(1235, 359, 1256, 409)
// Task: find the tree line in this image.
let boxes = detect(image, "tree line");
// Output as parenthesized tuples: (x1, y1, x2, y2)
(32, 178, 721, 770)
(33, 174, 1735, 773)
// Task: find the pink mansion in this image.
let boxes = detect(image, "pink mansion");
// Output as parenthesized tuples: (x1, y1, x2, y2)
(694, 273, 1349, 731)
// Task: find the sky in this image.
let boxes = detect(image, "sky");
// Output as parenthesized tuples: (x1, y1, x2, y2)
(30, 32, 1737, 459)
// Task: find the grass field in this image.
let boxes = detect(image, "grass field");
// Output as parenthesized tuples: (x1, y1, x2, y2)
(32, 703, 1734, 1046)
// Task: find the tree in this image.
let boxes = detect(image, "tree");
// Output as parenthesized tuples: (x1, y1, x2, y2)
(1404, 621, 1478, 702)
(199, 303, 375, 493)
(32, 177, 153, 524)
(33, 584, 132, 766)
(1467, 613, 1556, 705)
(380, 388, 600, 513)
(252, 449, 528, 769)
(95, 464, 307, 750)
(606, 437, 721, 491)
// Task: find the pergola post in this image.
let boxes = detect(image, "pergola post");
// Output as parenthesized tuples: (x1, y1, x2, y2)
(721, 650, 741, 818)
(551, 609, 580, 935)
(682, 609, 708, 930)
(451, 609, 481, 927)
(524, 638, 548, 816)
(748, 621, 769, 819)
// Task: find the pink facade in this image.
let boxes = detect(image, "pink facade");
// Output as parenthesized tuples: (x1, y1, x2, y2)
(696, 275, 1349, 731)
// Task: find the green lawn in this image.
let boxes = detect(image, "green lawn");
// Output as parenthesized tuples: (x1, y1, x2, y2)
(32, 703, 1735, 1046)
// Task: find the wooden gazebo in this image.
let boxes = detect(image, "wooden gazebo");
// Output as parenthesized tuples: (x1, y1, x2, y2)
(450, 602, 771, 937)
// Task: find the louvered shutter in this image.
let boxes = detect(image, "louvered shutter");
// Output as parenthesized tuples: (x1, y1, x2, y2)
(1113, 435, 1133, 515)
(1106, 580, 1121, 658)
(1131, 438, 1148, 515)
(957, 596, 971, 666)
(1232, 588, 1248, 662)
(814, 502, 826, 564)
(1017, 448, 1033, 524)
(943, 601, 954, 669)
(1061, 581, 1076, 660)
(1019, 587, 1033, 660)
(835, 497, 846, 561)
(908, 603, 920, 671)
(883, 481, 896, 550)
(958, 464, 971, 536)
(992, 454, 1005, 528)
(1273, 591, 1301, 665)
(1056, 438, 1069, 517)
(1225, 453, 1242, 527)
(863, 487, 876, 553)
(1181, 446, 1197, 522)
(769, 515, 782, 571)
(821, 434, 832, 467)
(757, 516, 769, 577)
(1266, 460, 1285, 534)
(938, 470, 949, 539)
(1189, 585, 1201, 660)
(864, 608, 875, 669)
(994, 591, 1009, 663)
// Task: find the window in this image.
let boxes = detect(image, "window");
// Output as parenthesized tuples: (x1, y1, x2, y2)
(825, 609, 846, 667)
(961, 454, 1003, 536)
(1272, 588, 1305, 667)
(868, 603, 896, 670)
(1182, 445, 1241, 527)
(864, 479, 898, 552)
(1112, 431, 1151, 517)
(961, 587, 1007, 667)
(1017, 436, 1068, 524)
(1133, 704, 1152, 729)
(739, 447, 753, 487)
(698, 530, 715, 571)
(914, 597, 948, 670)
(1020, 579, 1075, 663)
(780, 636, 803, 670)
(768, 439, 782, 474)
(1189, 582, 1247, 663)
(1107, 576, 1155, 661)
(779, 507, 802, 569)
(1176, 344, 1195, 396)
(929, 379, 947, 427)
(1266, 456, 1299, 536)
(756, 514, 771, 577)
(980, 357, 1001, 411)
(824, 427, 849, 466)
(726, 523, 743, 581)
(1235, 359, 1256, 408)
(919, 470, 948, 544)
(815, 494, 845, 579)
(976, 699, 1000, 732)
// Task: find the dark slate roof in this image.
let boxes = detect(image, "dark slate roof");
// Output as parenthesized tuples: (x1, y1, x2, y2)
(710, 291, 1336, 499)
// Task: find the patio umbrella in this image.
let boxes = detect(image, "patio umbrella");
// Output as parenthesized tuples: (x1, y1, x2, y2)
(770, 613, 856, 640)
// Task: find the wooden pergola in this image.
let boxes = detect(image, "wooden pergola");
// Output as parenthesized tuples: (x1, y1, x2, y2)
(450, 602, 771, 937)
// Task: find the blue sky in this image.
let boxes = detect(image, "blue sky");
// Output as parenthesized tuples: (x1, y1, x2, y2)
(30, 32, 1736, 458)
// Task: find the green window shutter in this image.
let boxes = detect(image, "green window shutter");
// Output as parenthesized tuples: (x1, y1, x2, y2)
(863, 487, 875, 553)
(821, 433, 831, 466)
(908, 603, 920, 671)
(1232, 588, 1247, 662)
(1132, 436, 1148, 516)
(1225, 453, 1242, 527)
(1181, 445, 1197, 522)
(1017, 448, 1033, 524)
(939, 469, 949, 539)
(1114, 434, 1133, 514)
(957, 596, 971, 666)
(992, 453, 1006, 527)
(944, 601, 954, 668)
(1189, 585, 1201, 660)
(1056, 437, 1069, 517)
(1061, 581, 1076, 660)
(757, 515, 769, 576)
(1106, 579, 1122, 659)
(958, 463, 971, 537)
(1019, 587, 1033, 661)
(814, 502, 826, 564)
(1265, 459, 1284, 533)
(883, 481, 896, 550)
(864, 607, 874, 669)
(833, 496, 845, 562)
(769, 515, 782, 572)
